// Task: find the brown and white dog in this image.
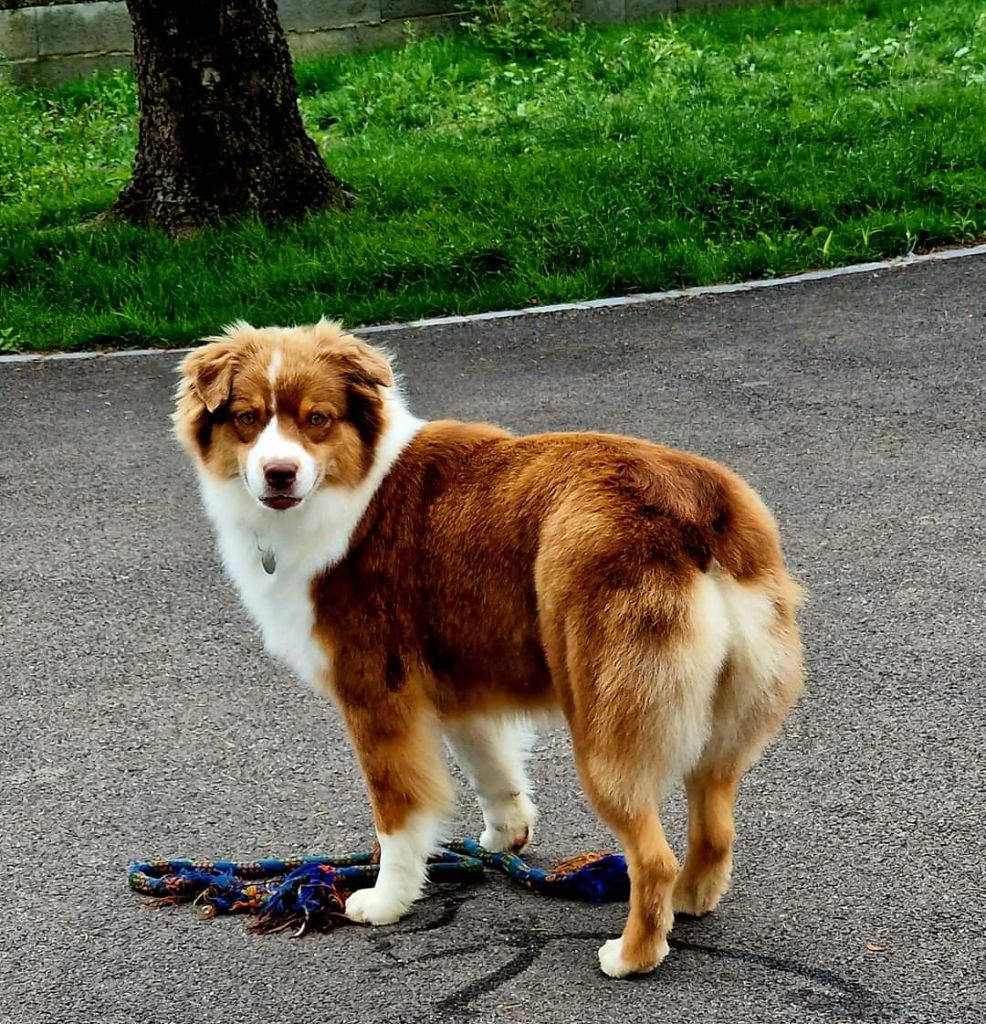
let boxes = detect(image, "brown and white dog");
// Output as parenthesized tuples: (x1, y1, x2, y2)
(174, 319, 804, 978)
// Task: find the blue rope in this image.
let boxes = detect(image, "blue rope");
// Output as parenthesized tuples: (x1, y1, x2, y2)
(130, 838, 629, 935)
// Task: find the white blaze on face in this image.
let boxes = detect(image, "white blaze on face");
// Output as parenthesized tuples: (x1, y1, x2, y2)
(241, 350, 319, 503)
(267, 349, 282, 408)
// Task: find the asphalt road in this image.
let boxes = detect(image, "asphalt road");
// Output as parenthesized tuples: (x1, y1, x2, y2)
(1, 255, 984, 1024)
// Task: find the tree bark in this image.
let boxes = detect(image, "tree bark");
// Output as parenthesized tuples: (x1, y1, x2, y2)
(112, 0, 352, 234)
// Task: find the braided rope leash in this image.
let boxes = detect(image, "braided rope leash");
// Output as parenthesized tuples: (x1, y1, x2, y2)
(129, 838, 629, 936)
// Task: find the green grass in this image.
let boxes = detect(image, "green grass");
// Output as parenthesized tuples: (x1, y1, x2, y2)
(2, 0, 986, 351)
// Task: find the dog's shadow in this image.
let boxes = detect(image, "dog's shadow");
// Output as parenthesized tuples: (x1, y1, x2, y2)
(358, 893, 894, 1023)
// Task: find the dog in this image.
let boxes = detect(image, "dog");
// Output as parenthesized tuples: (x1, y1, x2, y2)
(173, 319, 804, 978)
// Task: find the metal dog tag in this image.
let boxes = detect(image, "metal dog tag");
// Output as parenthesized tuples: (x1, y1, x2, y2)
(260, 547, 276, 575)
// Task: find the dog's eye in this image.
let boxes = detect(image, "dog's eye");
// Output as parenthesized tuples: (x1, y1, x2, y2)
(308, 412, 328, 427)
(236, 411, 257, 426)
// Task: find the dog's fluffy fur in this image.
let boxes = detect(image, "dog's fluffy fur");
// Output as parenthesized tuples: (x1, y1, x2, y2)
(174, 320, 804, 978)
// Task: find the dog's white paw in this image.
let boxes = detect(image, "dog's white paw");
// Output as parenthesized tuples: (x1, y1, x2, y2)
(480, 793, 537, 853)
(344, 886, 408, 926)
(598, 938, 636, 979)
(597, 936, 668, 979)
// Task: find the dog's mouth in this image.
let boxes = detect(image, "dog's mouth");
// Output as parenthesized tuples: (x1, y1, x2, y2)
(261, 495, 302, 511)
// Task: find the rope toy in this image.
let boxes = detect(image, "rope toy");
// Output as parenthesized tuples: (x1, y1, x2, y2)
(129, 838, 629, 936)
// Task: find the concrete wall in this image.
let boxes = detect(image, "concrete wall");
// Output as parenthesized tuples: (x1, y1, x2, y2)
(0, 0, 758, 86)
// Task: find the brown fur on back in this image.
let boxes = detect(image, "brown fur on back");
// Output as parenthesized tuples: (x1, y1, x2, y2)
(314, 420, 798, 722)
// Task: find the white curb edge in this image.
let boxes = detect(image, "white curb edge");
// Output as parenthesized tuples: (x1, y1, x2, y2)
(3, 241, 985, 365)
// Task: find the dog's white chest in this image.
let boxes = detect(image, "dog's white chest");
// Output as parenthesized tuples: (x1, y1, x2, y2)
(195, 401, 423, 691)
(213, 525, 331, 689)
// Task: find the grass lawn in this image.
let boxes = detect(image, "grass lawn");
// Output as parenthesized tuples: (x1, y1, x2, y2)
(1, 0, 985, 352)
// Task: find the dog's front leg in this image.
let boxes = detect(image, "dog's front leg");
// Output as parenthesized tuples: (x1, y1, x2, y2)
(444, 716, 537, 852)
(337, 675, 453, 926)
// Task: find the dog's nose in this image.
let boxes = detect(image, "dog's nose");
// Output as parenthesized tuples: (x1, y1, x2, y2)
(264, 463, 298, 491)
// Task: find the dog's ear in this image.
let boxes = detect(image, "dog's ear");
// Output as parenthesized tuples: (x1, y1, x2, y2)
(311, 320, 394, 390)
(323, 336, 395, 448)
(179, 340, 237, 413)
(338, 339, 394, 390)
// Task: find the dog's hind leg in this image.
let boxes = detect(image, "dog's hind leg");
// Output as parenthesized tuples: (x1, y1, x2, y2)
(672, 768, 741, 917)
(444, 716, 537, 852)
(673, 577, 804, 917)
(581, 776, 680, 980)
(560, 572, 730, 978)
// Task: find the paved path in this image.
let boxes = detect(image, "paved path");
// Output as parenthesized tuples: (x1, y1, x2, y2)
(1, 255, 984, 1024)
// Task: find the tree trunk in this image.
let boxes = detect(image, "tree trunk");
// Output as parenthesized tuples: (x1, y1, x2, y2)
(112, 0, 352, 234)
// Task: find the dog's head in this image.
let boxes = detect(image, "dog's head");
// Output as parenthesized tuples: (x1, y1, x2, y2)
(174, 320, 395, 511)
